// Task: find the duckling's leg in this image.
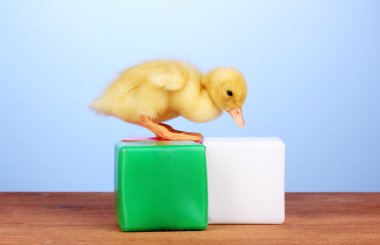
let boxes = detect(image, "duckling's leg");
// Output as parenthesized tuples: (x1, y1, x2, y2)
(139, 116, 202, 142)
(159, 123, 203, 139)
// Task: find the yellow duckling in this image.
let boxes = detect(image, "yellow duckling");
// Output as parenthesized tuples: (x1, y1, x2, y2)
(91, 60, 247, 142)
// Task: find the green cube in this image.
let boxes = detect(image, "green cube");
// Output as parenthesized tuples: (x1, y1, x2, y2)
(115, 139, 208, 232)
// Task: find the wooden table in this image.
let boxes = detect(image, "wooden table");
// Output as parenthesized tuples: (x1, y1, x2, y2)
(0, 193, 379, 244)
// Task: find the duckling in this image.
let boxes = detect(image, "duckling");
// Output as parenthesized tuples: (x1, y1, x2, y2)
(91, 60, 247, 142)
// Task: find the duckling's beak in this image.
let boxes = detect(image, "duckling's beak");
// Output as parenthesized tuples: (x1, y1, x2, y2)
(228, 108, 245, 128)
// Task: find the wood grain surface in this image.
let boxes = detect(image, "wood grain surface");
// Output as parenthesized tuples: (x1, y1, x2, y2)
(0, 193, 379, 244)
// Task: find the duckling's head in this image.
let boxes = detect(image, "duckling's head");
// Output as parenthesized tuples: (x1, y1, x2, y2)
(204, 68, 247, 127)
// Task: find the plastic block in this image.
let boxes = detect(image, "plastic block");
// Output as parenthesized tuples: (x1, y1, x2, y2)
(115, 139, 208, 231)
(204, 137, 285, 224)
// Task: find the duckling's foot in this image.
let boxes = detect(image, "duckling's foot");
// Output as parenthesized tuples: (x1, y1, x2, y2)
(159, 123, 204, 139)
(139, 116, 202, 142)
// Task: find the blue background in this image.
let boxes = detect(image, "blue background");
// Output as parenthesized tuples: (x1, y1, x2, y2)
(1, 0, 379, 191)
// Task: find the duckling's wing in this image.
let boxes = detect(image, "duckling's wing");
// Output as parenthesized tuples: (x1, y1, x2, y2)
(147, 66, 186, 91)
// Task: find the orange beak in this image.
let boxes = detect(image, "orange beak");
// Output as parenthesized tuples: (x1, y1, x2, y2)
(228, 108, 245, 128)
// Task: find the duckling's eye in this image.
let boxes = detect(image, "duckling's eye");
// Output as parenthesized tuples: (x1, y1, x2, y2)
(227, 90, 233, 96)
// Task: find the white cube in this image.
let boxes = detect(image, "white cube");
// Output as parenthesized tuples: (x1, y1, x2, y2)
(204, 137, 285, 224)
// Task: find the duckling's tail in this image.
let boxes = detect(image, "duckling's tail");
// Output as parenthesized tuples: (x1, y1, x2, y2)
(89, 96, 110, 115)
